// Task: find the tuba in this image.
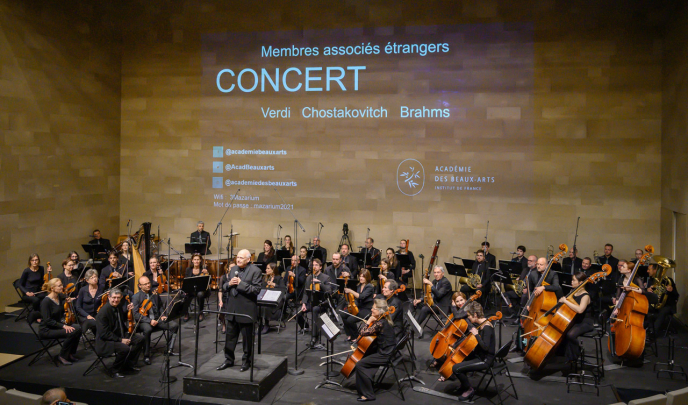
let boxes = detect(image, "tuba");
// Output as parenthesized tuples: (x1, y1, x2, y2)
(651, 256, 676, 310)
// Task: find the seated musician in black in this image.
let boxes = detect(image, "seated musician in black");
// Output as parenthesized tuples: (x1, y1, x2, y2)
(512, 245, 528, 271)
(460, 251, 492, 302)
(57, 259, 79, 297)
(256, 239, 277, 266)
(526, 257, 563, 306)
(376, 258, 401, 299)
(118, 241, 136, 291)
(504, 255, 537, 322)
(190, 221, 211, 254)
(481, 241, 497, 270)
(380, 279, 405, 339)
(99, 251, 126, 291)
(396, 239, 416, 285)
(413, 265, 452, 339)
(143, 256, 165, 292)
(361, 238, 381, 269)
(559, 272, 593, 365)
(324, 252, 352, 280)
(75, 269, 102, 336)
(19, 254, 47, 312)
(385, 248, 402, 281)
(342, 269, 375, 341)
(646, 263, 679, 338)
(132, 276, 179, 365)
(182, 253, 210, 322)
(562, 247, 583, 274)
(449, 300, 496, 401)
(95, 287, 144, 377)
(88, 229, 113, 251)
(67, 251, 86, 277)
(339, 244, 359, 277)
(285, 255, 307, 304)
(610, 260, 645, 320)
(260, 263, 283, 334)
(354, 299, 398, 402)
(298, 259, 333, 347)
(434, 292, 468, 373)
(39, 278, 82, 365)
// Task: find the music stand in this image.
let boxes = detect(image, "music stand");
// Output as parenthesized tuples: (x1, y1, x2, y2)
(396, 253, 411, 282)
(556, 271, 573, 297)
(105, 276, 127, 292)
(298, 259, 309, 269)
(299, 288, 329, 354)
(276, 250, 291, 269)
(462, 258, 476, 271)
(308, 249, 324, 263)
(82, 244, 108, 261)
(162, 299, 189, 381)
(445, 262, 467, 293)
(256, 288, 284, 353)
(368, 266, 381, 292)
(181, 275, 210, 331)
(335, 278, 357, 294)
(350, 252, 364, 267)
(315, 313, 342, 386)
(185, 243, 207, 255)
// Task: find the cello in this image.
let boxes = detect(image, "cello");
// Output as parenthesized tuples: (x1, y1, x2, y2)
(608, 245, 653, 360)
(340, 306, 395, 378)
(438, 312, 502, 380)
(429, 291, 481, 359)
(524, 265, 611, 370)
(520, 244, 567, 348)
(423, 240, 441, 307)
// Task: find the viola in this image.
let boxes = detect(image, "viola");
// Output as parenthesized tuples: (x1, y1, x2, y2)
(524, 266, 611, 370)
(287, 271, 295, 294)
(97, 292, 109, 313)
(64, 299, 76, 325)
(520, 244, 567, 349)
(157, 271, 168, 294)
(387, 284, 406, 300)
(126, 296, 135, 334)
(138, 298, 153, 317)
(608, 245, 653, 360)
(423, 240, 441, 307)
(340, 306, 395, 378)
(345, 277, 359, 316)
(429, 291, 482, 359)
(438, 312, 502, 379)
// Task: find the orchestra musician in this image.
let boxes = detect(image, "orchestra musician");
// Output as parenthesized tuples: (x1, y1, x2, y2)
(99, 251, 127, 292)
(19, 254, 47, 312)
(299, 246, 309, 261)
(562, 247, 583, 274)
(381, 279, 405, 339)
(339, 244, 359, 276)
(447, 301, 496, 402)
(434, 292, 468, 373)
(527, 257, 563, 303)
(182, 253, 210, 322)
(260, 263, 283, 334)
(504, 255, 537, 323)
(67, 251, 85, 276)
(353, 299, 397, 402)
(512, 245, 528, 271)
(341, 269, 375, 341)
(376, 258, 396, 284)
(311, 237, 327, 263)
(257, 239, 277, 266)
(325, 252, 352, 281)
(118, 241, 136, 291)
(646, 263, 678, 338)
(281, 235, 296, 257)
(361, 238, 381, 269)
(610, 260, 645, 319)
(580, 257, 601, 314)
(559, 272, 593, 365)
(131, 276, 179, 365)
(218, 249, 262, 372)
(285, 255, 308, 303)
(413, 265, 452, 339)
(39, 278, 82, 365)
(396, 239, 416, 285)
(631, 248, 644, 264)
(598, 243, 620, 270)
(95, 287, 144, 378)
(143, 256, 165, 292)
(298, 258, 333, 347)
(190, 221, 212, 254)
(57, 259, 79, 297)
(481, 241, 497, 270)
(75, 269, 101, 335)
(460, 251, 492, 300)
(385, 248, 402, 281)
(88, 229, 112, 251)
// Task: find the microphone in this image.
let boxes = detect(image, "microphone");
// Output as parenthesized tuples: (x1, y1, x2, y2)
(453, 256, 462, 260)
(319, 222, 324, 228)
(418, 254, 425, 259)
(278, 225, 282, 229)
(509, 252, 518, 255)
(396, 246, 403, 249)
(126, 219, 131, 227)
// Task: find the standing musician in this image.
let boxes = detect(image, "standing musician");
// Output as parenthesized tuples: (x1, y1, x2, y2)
(19, 254, 47, 312)
(396, 239, 416, 285)
(385, 248, 402, 281)
(559, 271, 593, 365)
(39, 278, 82, 365)
(257, 239, 277, 266)
(448, 301, 496, 401)
(311, 237, 327, 263)
(286, 255, 308, 303)
(95, 287, 144, 377)
(562, 247, 583, 274)
(413, 265, 452, 339)
(610, 260, 645, 319)
(190, 221, 212, 254)
(504, 255, 537, 322)
(57, 259, 79, 297)
(381, 279, 405, 339)
(646, 263, 679, 338)
(481, 241, 497, 270)
(353, 299, 397, 402)
(99, 251, 127, 292)
(341, 269, 375, 341)
(460, 251, 492, 301)
(339, 244, 359, 277)
(361, 238, 381, 269)
(182, 253, 210, 322)
(297, 259, 333, 347)
(527, 257, 563, 304)
(281, 235, 296, 256)
(143, 256, 165, 292)
(218, 249, 262, 372)
(512, 245, 528, 271)
(260, 263, 283, 334)
(598, 243, 620, 271)
(89, 229, 113, 251)
(75, 269, 102, 335)
(132, 276, 179, 365)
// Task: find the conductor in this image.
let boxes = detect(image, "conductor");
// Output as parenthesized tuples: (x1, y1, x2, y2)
(218, 249, 262, 372)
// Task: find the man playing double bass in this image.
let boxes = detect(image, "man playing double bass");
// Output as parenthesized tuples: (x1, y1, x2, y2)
(527, 257, 563, 305)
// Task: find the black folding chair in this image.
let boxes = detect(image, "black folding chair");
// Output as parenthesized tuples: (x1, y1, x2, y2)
(374, 331, 414, 400)
(12, 279, 32, 322)
(26, 311, 62, 367)
(475, 341, 518, 405)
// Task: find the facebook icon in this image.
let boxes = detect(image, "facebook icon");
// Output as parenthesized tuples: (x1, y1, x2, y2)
(212, 177, 223, 189)
(212, 162, 223, 173)
(213, 146, 223, 158)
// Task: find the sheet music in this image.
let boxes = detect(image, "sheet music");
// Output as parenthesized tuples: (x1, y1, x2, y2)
(407, 310, 422, 334)
(262, 290, 282, 302)
(320, 313, 340, 339)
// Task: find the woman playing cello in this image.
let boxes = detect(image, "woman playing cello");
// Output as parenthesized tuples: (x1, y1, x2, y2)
(433, 292, 467, 372)
(353, 298, 396, 402)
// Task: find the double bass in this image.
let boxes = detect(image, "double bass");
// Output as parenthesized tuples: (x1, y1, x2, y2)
(520, 244, 567, 348)
(429, 291, 481, 359)
(524, 265, 611, 370)
(340, 306, 395, 378)
(608, 245, 653, 360)
(438, 312, 502, 380)
(423, 240, 441, 307)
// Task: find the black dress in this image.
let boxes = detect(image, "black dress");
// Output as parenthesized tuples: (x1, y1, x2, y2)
(342, 284, 375, 338)
(39, 295, 82, 359)
(354, 319, 397, 400)
(563, 292, 593, 362)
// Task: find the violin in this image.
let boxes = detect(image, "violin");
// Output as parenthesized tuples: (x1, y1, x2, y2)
(524, 266, 611, 370)
(423, 240, 441, 307)
(608, 245, 653, 360)
(157, 271, 168, 294)
(43, 262, 52, 283)
(340, 306, 396, 378)
(287, 270, 295, 294)
(429, 291, 481, 359)
(386, 284, 406, 301)
(438, 312, 502, 380)
(520, 244, 567, 349)
(138, 298, 153, 317)
(345, 277, 359, 316)
(126, 296, 135, 334)
(63, 298, 76, 325)
(97, 292, 109, 313)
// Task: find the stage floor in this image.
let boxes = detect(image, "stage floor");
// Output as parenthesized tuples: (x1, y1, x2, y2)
(0, 296, 686, 405)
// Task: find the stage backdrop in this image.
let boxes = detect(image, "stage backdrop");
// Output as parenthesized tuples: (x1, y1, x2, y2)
(120, 2, 662, 282)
